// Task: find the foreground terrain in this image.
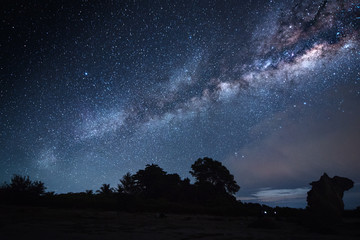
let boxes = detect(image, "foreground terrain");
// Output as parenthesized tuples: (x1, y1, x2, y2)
(1, 205, 359, 240)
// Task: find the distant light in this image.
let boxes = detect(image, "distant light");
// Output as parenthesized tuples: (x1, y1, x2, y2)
(303, 102, 307, 105)
(264, 210, 267, 214)
(84, 71, 88, 76)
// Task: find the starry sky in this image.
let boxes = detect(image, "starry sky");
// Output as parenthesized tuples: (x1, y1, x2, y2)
(1, 0, 359, 208)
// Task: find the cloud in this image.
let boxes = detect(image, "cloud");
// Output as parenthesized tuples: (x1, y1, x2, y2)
(238, 187, 309, 204)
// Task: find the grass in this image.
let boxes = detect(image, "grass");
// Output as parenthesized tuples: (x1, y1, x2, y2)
(1, 205, 359, 240)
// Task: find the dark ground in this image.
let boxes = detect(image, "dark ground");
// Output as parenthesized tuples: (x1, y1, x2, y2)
(1, 205, 359, 240)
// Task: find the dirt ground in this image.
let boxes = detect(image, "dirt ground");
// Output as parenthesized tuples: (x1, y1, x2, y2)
(1, 205, 359, 240)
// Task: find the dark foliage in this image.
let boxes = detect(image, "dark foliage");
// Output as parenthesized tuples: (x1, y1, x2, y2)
(0, 158, 243, 215)
(117, 172, 138, 195)
(0, 174, 46, 204)
(125, 164, 192, 202)
(96, 183, 114, 196)
(1, 160, 357, 223)
(133, 164, 168, 198)
(190, 157, 240, 195)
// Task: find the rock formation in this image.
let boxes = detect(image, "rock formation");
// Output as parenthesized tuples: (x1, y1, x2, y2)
(307, 173, 354, 219)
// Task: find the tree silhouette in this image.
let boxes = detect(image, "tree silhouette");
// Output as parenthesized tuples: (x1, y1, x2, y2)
(190, 157, 240, 195)
(7, 174, 46, 196)
(133, 164, 168, 198)
(96, 183, 113, 195)
(85, 189, 94, 195)
(131, 164, 185, 200)
(118, 172, 138, 195)
(0, 175, 46, 204)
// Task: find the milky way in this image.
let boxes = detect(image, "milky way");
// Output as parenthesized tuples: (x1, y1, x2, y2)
(1, 0, 359, 207)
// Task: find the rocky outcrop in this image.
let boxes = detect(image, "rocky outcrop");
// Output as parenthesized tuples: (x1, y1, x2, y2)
(307, 173, 354, 219)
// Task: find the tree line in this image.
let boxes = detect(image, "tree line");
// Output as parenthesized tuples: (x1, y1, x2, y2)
(0, 157, 247, 215)
(1, 157, 357, 219)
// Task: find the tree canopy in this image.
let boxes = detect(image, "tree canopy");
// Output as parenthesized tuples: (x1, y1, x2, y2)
(96, 183, 113, 195)
(118, 172, 138, 195)
(132, 164, 184, 199)
(5, 174, 46, 196)
(190, 157, 240, 195)
(1, 158, 242, 210)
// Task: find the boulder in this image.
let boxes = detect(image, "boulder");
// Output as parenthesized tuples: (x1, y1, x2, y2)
(307, 173, 353, 220)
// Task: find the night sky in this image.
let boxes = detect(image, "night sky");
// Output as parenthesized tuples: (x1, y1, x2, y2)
(1, 0, 359, 208)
